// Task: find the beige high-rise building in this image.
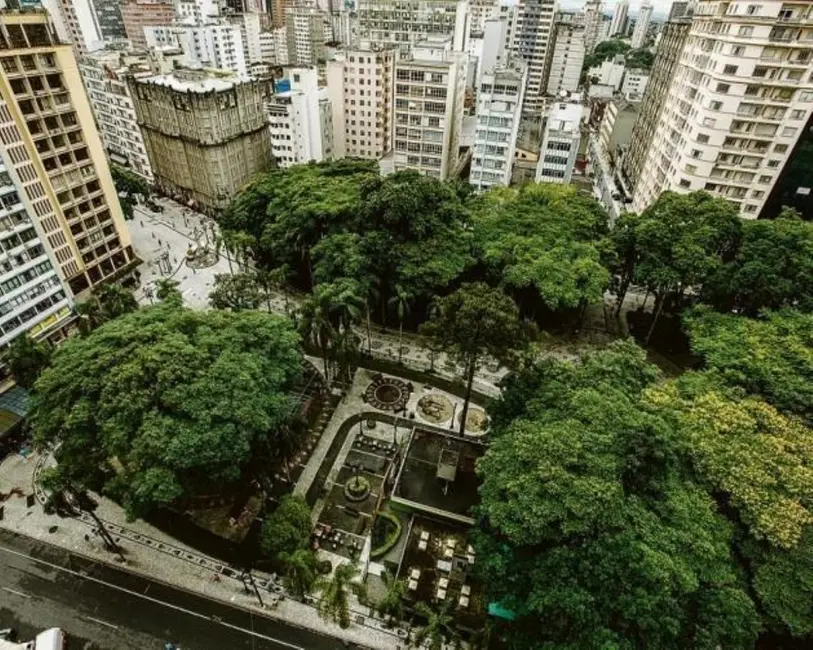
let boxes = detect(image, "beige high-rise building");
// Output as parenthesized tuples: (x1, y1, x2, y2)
(392, 37, 468, 180)
(326, 44, 396, 160)
(630, 0, 813, 218)
(547, 13, 586, 96)
(357, 0, 469, 53)
(0, 10, 135, 301)
(511, 0, 556, 114)
(129, 69, 273, 215)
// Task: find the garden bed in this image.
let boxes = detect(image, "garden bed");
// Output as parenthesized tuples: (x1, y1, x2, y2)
(370, 511, 402, 559)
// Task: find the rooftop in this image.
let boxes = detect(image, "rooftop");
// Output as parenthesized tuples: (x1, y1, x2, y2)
(136, 70, 253, 93)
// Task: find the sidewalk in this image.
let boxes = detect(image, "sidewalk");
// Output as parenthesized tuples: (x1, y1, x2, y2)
(0, 452, 407, 650)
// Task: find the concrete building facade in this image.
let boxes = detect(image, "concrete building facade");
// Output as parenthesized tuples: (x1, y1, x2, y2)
(0, 10, 135, 300)
(120, 0, 176, 50)
(144, 22, 248, 75)
(58, 0, 127, 55)
(267, 67, 333, 167)
(78, 47, 153, 181)
(392, 39, 467, 179)
(588, 54, 625, 90)
(510, 0, 556, 114)
(469, 0, 500, 36)
(326, 44, 396, 160)
(621, 68, 649, 98)
(621, 16, 690, 192)
(582, 0, 603, 52)
(470, 62, 526, 190)
(631, 1, 653, 49)
(129, 70, 273, 214)
(356, 0, 469, 53)
(547, 13, 586, 96)
(285, 6, 327, 66)
(631, 0, 813, 217)
(610, 0, 629, 36)
(536, 99, 581, 183)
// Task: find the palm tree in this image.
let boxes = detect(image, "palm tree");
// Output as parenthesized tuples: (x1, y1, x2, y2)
(329, 279, 364, 335)
(299, 292, 335, 382)
(376, 570, 408, 626)
(388, 285, 411, 364)
(314, 562, 367, 629)
(279, 548, 319, 600)
(414, 602, 458, 650)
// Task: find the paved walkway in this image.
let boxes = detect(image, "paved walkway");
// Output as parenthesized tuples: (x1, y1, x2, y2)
(0, 452, 408, 649)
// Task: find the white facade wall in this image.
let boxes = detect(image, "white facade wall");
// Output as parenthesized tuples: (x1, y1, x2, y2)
(471, 64, 527, 190)
(547, 20, 586, 95)
(356, 0, 470, 53)
(536, 100, 582, 183)
(469, 0, 500, 35)
(144, 23, 247, 75)
(268, 68, 333, 167)
(589, 57, 625, 90)
(610, 0, 629, 36)
(621, 69, 649, 97)
(631, 2, 653, 49)
(633, 0, 813, 218)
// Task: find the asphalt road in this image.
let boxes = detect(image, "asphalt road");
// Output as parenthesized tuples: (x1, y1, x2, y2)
(0, 529, 349, 650)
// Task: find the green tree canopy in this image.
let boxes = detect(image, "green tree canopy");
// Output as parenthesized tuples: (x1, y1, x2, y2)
(626, 48, 655, 70)
(260, 494, 312, 560)
(684, 306, 813, 421)
(111, 164, 151, 220)
(470, 184, 611, 313)
(583, 38, 631, 71)
(474, 341, 762, 648)
(421, 283, 531, 435)
(208, 272, 263, 311)
(32, 307, 303, 518)
(703, 208, 813, 315)
(6, 335, 51, 390)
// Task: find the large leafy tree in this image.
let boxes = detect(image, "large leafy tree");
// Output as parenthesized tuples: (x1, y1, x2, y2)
(260, 494, 312, 561)
(6, 335, 51, 390)
(683, 306, 813, 422)
(421, 283, 531, 435)
(616, 191, 742, 342)
(208, 272, 263, 311)
(471, 184, 611, 317)
(32, 307, 302, 518)
(111, 164, 151, 221)
(474, 341, 761, 649)
(704, 208, 813, 315)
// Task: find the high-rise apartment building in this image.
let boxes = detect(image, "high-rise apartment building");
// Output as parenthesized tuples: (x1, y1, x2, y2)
(129, 69, 272, 214)
(144, 22, 248, 74)
(470, 61, 526, 190)
(0, 9, 135, 300)
(259, 26, 288, 65)
(631, 1, 653, 49)
(609, 0, 629, 36)
(536, 99, 582, 183)
(582, 0, 603, 52)
(356, 0, 469, 53)
(326, 44, 396, 160)
(469, 0, 500, 36)
(285, 5, 327, 66)
(58, 0, 126, 56)
(392, 38, 467, 179)
(668, 2, 691, 20)
(510, 0, 556, 114)
(630, 0, 813, 218)
(78, 47, 153, 182)
(267, 67, 333, 167)
(621, 15, 690, 192)
(547, 13, 586, 96)
(121, 0, 175, 50)
(228, 11, 263, 65)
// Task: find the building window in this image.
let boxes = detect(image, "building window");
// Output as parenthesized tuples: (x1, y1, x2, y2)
(697, 133, 710, 143)
(678, 178, 691, 188)
(710, 101, 723, 110)
(716, 83, 731, 93)
(782, 127, 798, 137)
(723, 64, 738, 75)
(758, 175, 772, 183)
(774, 144, 788, 153)
(744, 204, 757, 213)
(738, 26, 754, 37)
(767, 160, 781, 168)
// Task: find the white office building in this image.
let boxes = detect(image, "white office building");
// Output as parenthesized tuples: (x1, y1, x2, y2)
(471, 62, 527, 190)
(610, 0, 629, 36)
(621, 68, 649, 98)
(78, 47, 153, 181)
(285, 5, 327, 66)
(469, 0, 500, 36)
(259, 27, 288, 65)
(631, 1, 653, 49)
(144, 23, 247, 75)
(228, 11, 263, 65)
(392, 38, 468, 179)
(510, 0, 557, 114)
(357, 0, 469, 53)
(588, 54, 626, 90)
(267, 68, 333, 167)
(326, 45, 397, 160)
(536, 100, 582, 183)
(547, 14, 586, 96)
(632, 0, 813, 218)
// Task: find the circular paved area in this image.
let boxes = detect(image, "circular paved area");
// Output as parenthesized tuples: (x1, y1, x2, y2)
(364, 375, 412, 412)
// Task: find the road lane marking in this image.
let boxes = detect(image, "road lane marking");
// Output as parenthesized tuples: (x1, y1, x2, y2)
(0, 543, 304, 650)
(1, 587, 30, 599)
(81, 616, 119, 630)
